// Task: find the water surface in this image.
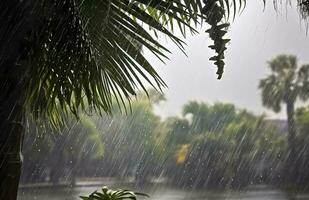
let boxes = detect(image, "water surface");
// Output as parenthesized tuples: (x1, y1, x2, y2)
(18, 184, 309, 200)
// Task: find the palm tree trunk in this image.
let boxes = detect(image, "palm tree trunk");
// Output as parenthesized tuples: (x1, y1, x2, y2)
(286, 101, 297, 184)
(0, 94, 24, 200)
(0, 1, 34, 199)
(0, 47, 25, 200)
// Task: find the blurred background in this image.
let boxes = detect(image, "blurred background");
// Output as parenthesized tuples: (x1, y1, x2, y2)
(18, 1, 309, 200)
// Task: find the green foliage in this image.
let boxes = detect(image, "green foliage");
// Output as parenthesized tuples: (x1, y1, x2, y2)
(21, 89, 165, 184)
(22, 95, 286, 189)
(183, 101, 236, 133)
(202, 0, 247, 79)
(162, 101, 280, 188)
(19, 0, 251, 126)
(259, 54, 309, 188)
(80, 186, 148, 200)
(162, 102, 282, 188)
(293, 107, 309, 186)
(19, 0, 309, 126)
(21, 114, 104, 184)
(259, 55, 309, 111)
(203, 1, 231, 79)
(296, 106, 309, 133)
(99, 90, 164, 181)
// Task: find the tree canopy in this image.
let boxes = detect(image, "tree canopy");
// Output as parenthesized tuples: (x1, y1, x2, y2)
(20, 0, 239, 124)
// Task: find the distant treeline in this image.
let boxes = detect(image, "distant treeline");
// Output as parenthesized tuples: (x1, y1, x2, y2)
(20, 90, 309, 190)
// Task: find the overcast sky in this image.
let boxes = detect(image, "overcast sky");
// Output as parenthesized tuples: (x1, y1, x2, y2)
(144, 1, 309, 119)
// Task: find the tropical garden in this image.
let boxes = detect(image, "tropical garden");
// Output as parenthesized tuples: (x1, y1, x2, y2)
(19, 78, 309, 191)
(1, 0, 309, 200)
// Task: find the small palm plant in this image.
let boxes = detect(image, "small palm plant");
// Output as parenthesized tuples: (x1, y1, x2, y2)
(80, 186, 149, 200)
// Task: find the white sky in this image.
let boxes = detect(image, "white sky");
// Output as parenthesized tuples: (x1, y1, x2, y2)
(144, 1, 309, 119)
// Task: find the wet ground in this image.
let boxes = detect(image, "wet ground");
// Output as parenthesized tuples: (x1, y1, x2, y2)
(18, 184, 309, 200)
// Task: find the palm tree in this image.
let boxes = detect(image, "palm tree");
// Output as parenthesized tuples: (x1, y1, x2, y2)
(1, 1, 247, 198)
(259, 54, 309, 184)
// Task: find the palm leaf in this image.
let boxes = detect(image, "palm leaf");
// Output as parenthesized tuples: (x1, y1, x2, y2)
(23, 0, 246, 124)
(80, 186, 149, 200)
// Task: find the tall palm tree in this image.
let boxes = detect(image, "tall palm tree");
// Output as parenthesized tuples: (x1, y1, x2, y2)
(0, 0, 246, 199)
(259, 54, 309, 183)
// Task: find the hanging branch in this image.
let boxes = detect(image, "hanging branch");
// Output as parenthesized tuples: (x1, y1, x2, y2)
(203, 0, 231, 79)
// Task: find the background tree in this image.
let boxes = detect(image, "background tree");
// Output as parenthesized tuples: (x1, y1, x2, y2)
(183, 101, 237, 134)
(259, 55, 309, 184)
(163, 102, 278, 188)
(293, 106, 309, 187)
(94, 90, 165, 183)
(21, 115, 104, 185)
(21, 98, 284, 189)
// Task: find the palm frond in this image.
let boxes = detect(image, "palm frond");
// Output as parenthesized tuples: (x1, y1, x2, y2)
(297, 64, 309, 100)
(23, 0, 246, 123)
(80, 186, 148, 200)
(259, 75, 284, 113)
(298, 0, 309, 19)
(203, 0, 246, 79)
